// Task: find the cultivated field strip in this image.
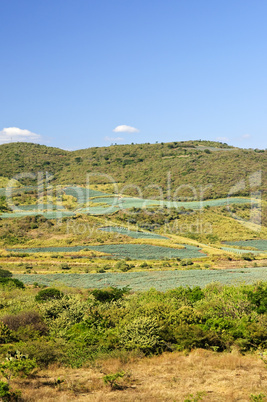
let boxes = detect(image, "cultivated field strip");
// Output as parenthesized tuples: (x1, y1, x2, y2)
(99, 226, 167, 239)
(221, 247, 264, 255)
(224, 239, 267, 251)
(0, 184, 252, 218)
(7, 243, 206, 259)
(0, 210, 75, 218)
(14, 267, 267, 291)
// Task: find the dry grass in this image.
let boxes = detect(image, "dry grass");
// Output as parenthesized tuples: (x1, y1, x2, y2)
(215, 258, 267, 270)
(11, 349, 267, 401)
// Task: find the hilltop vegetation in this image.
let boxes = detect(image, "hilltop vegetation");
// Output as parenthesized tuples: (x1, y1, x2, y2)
(0, 140, 266, 200)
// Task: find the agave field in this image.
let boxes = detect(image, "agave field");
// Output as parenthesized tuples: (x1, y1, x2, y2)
(77, 205, 119, 215)
(63, 186, 111, 201)
(99, 226, 167, 239)
(89, 197, 120, 205)
(7, 243, 206, 259)
(13, 266, 267, 291)
(0, 185, 35, 196)
(86, 244, 206, 260)
(7, 245, 88, 253)
(78, 193, 252, 213)
(221, 247, 264, 255)
(224, 240, 267, 251)
(64, 186, 252, 208)
(0, 184, 252, 219)
(0, 210, 74, 219)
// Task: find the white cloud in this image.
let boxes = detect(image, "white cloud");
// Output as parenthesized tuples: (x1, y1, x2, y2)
(0, 127, 41, 144)
(242, 134, 251, 139)
(113, 125, 139, 133)
(216, 136, 229, 142)
(104, 136, 124, 143)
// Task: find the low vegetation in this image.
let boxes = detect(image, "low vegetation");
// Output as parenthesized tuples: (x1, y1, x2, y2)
(0, 281, 267, 400)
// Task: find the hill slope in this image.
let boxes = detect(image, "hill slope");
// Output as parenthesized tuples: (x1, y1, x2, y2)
(0, 140, 266, 200)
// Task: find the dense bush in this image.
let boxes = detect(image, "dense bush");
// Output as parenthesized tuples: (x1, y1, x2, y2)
(119, 316, 163, 354)
(115, 261, 131, 271)
(0, 381, 10, 400)
(167, 286, 205, 304)
(35, 288, 63, 302)
(0, 278, 25, 289)
(246, 283, 267, 314)
(90, 286, 130, 303)
(0, 269, 12, 278)
(1, 281, 267, 369)
(242, 253, 255, 261)
(38, 295, 88, 336)
(2, 311, 48, 336)
(0, 322, 14, 344)
(60, 263, 71, 270)
(19, 339, 65, 368)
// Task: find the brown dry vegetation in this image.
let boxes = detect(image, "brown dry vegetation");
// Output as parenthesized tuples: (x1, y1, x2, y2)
(11, 350, 267, 401)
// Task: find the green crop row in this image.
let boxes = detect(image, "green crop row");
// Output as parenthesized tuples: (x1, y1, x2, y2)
(13, 267, 267, 291)
(85, 244, 206, 260)
(1, 210, 74, 219)
(99, 226, 167, 239)
(64, 186, 110, 200)
(225, 240, 267, 251)
(7, 243, 205, 260)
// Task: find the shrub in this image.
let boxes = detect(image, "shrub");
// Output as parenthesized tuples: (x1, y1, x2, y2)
(35, 288, 63, 302)
(242, 253, 255, 261)
(0, 278, 25, 290)
(90, 286, 130, 303)
(140, 262, 148, 268)
(184, 391, 206, 402)
(59, 341, 97, 368)
(0, 269, 12, 278)
(167, 306, 203, 327)
(39, 295, 88, 336)
(119, 316, 163, 354)
(0, 381, 10, 400)
(19, 339, 65, 368)
(103, 371, 125, 390)
(174, 324, 224, 351)
(115, 261, 131, 272)
(250, 393, 266, 402)
(246, 284, 267, 314)
(0, 322, 14, 344)
(60, 263, 71, 270)
(180, 260, 193, 267)
(96, 267, 106, 273)
(167, 286, 204, 304)
(2, 311, 48, 336)
(0, 352, 37, 383)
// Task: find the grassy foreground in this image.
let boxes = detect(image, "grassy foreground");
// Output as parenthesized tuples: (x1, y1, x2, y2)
(0, 278, 267, 401)
(9, 350, 267, 401)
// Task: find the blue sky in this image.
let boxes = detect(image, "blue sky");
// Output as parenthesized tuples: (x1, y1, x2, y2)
(0, 0, 267, 150)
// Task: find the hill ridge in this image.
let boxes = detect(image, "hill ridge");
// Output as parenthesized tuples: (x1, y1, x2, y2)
(0, 140, 266, 201)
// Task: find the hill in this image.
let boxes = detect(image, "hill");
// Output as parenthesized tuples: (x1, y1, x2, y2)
(0, 140, 266, 200)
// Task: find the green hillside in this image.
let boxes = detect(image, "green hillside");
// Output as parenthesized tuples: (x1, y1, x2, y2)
(0, 142, 69, 181)
(0, 140, 266, 200)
